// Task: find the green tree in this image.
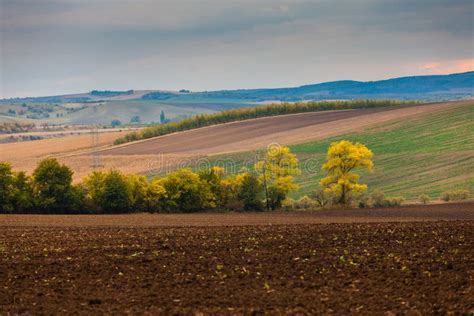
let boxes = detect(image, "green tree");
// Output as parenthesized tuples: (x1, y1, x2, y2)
(12, 171, 34, 213)
(82, 171, 107, 212)
(127, 174, 149, 212)
(111, 119, 122, 127)
(160, 110, 167, 124)
(320, 140, 374, 206)
(199, 166, 227, 208)
(0, 162, 15, 213)
(238, 172, 264, 211)
(32, 159, 78, 213)
(100, 171, 132, 213)
(144, 178, 167, 213)
(158, 168, 214, 212)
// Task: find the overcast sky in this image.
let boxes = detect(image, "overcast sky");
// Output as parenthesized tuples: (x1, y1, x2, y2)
(0, 0, 473, 98)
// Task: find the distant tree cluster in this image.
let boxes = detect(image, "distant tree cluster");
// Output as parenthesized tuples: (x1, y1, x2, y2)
(114, 100, 415, 145)
(130, 116, 141, 124)
(141, 92, 177, 101)
(110, 120, 122, 127)
(0, 122, 35, 134)
(90, 90, 134, 97)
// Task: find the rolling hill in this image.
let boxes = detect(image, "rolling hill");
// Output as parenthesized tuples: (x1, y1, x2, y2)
(205, 101, 474, 200)
(0, 100, 215, 126)
(97, 100, 472, 200)
(142, 71, 474, 103)
(1, 100, 472, 200)
(1, 72, 473, 127)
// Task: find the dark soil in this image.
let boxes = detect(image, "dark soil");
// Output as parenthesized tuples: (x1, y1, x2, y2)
(1, 201, 473, 227)
(1, 219, 473, 314)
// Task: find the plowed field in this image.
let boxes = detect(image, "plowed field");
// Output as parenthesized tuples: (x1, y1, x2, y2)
(1, 202, 473, 314)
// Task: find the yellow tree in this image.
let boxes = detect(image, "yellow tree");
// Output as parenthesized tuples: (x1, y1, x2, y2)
(255, 144, 300, 210)
(320, 140, 373, 205)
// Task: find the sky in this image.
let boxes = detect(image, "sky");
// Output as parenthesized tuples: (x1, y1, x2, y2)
(0, 0, 473, 98)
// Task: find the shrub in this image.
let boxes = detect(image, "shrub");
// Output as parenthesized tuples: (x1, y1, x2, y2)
(310, 189, 332, 208)
(383, 196, 405, 207)
(144, 178, 167, 213)
(418, 194, 430, 204)
(219, 174, 244, 211)
(281, 198, 295, 211)
(358, 194, 369, 208)
(440, 190, 470, 202)
(293, 196, 317, 210)
(370, 189, 385, 207)
(158, 168, 214, 212)
(127, 175, 149, 212)
(199, 167, 227, 209)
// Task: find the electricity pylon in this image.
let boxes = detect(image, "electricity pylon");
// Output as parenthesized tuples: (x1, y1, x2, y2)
(91, 126, 103, 169)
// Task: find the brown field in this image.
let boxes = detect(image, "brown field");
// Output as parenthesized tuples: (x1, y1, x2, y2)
(0, 127, 140, 142)
(0, 130, 132, 180)
(0, 100, 469, 181)
(1, 203, 473, 314)
(1, 201, 473, 227)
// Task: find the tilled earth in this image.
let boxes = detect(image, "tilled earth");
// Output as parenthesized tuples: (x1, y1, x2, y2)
(1, 220, 473, 314)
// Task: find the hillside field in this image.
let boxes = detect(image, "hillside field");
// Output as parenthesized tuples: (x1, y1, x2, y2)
(0, 100, 472, 199)
(203, 101, 473, 199)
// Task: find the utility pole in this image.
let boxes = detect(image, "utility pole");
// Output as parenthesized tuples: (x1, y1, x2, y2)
(91, 126, 103, 169)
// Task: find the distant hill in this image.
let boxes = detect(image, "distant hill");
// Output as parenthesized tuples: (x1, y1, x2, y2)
(1, 71, 473, 105)
(142, 71, 474, 103)
(1, 71, 472, 126)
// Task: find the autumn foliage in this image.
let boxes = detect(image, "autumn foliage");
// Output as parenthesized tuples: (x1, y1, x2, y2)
(320, 140, 374, 205)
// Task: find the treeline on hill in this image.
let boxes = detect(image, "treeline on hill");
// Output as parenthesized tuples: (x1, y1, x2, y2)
(90, 90, 134, 97)
(114, 100, 415, 144)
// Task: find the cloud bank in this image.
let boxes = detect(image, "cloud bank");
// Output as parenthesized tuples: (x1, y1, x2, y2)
(1, 0, 473, 98)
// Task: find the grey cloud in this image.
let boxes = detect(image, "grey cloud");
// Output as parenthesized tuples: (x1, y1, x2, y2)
(1, 0, 472, 98)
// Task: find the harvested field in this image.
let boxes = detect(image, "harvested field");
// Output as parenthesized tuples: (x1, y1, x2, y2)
(1, 204, 473, 314)
(0, 130, 129, 162)
(0, 127, 140, 142)
(102, 100, 469, 156)
(0, 130, 132, 180)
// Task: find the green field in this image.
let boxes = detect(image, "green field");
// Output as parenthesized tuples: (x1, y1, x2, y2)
(205, 103, 474, 200)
